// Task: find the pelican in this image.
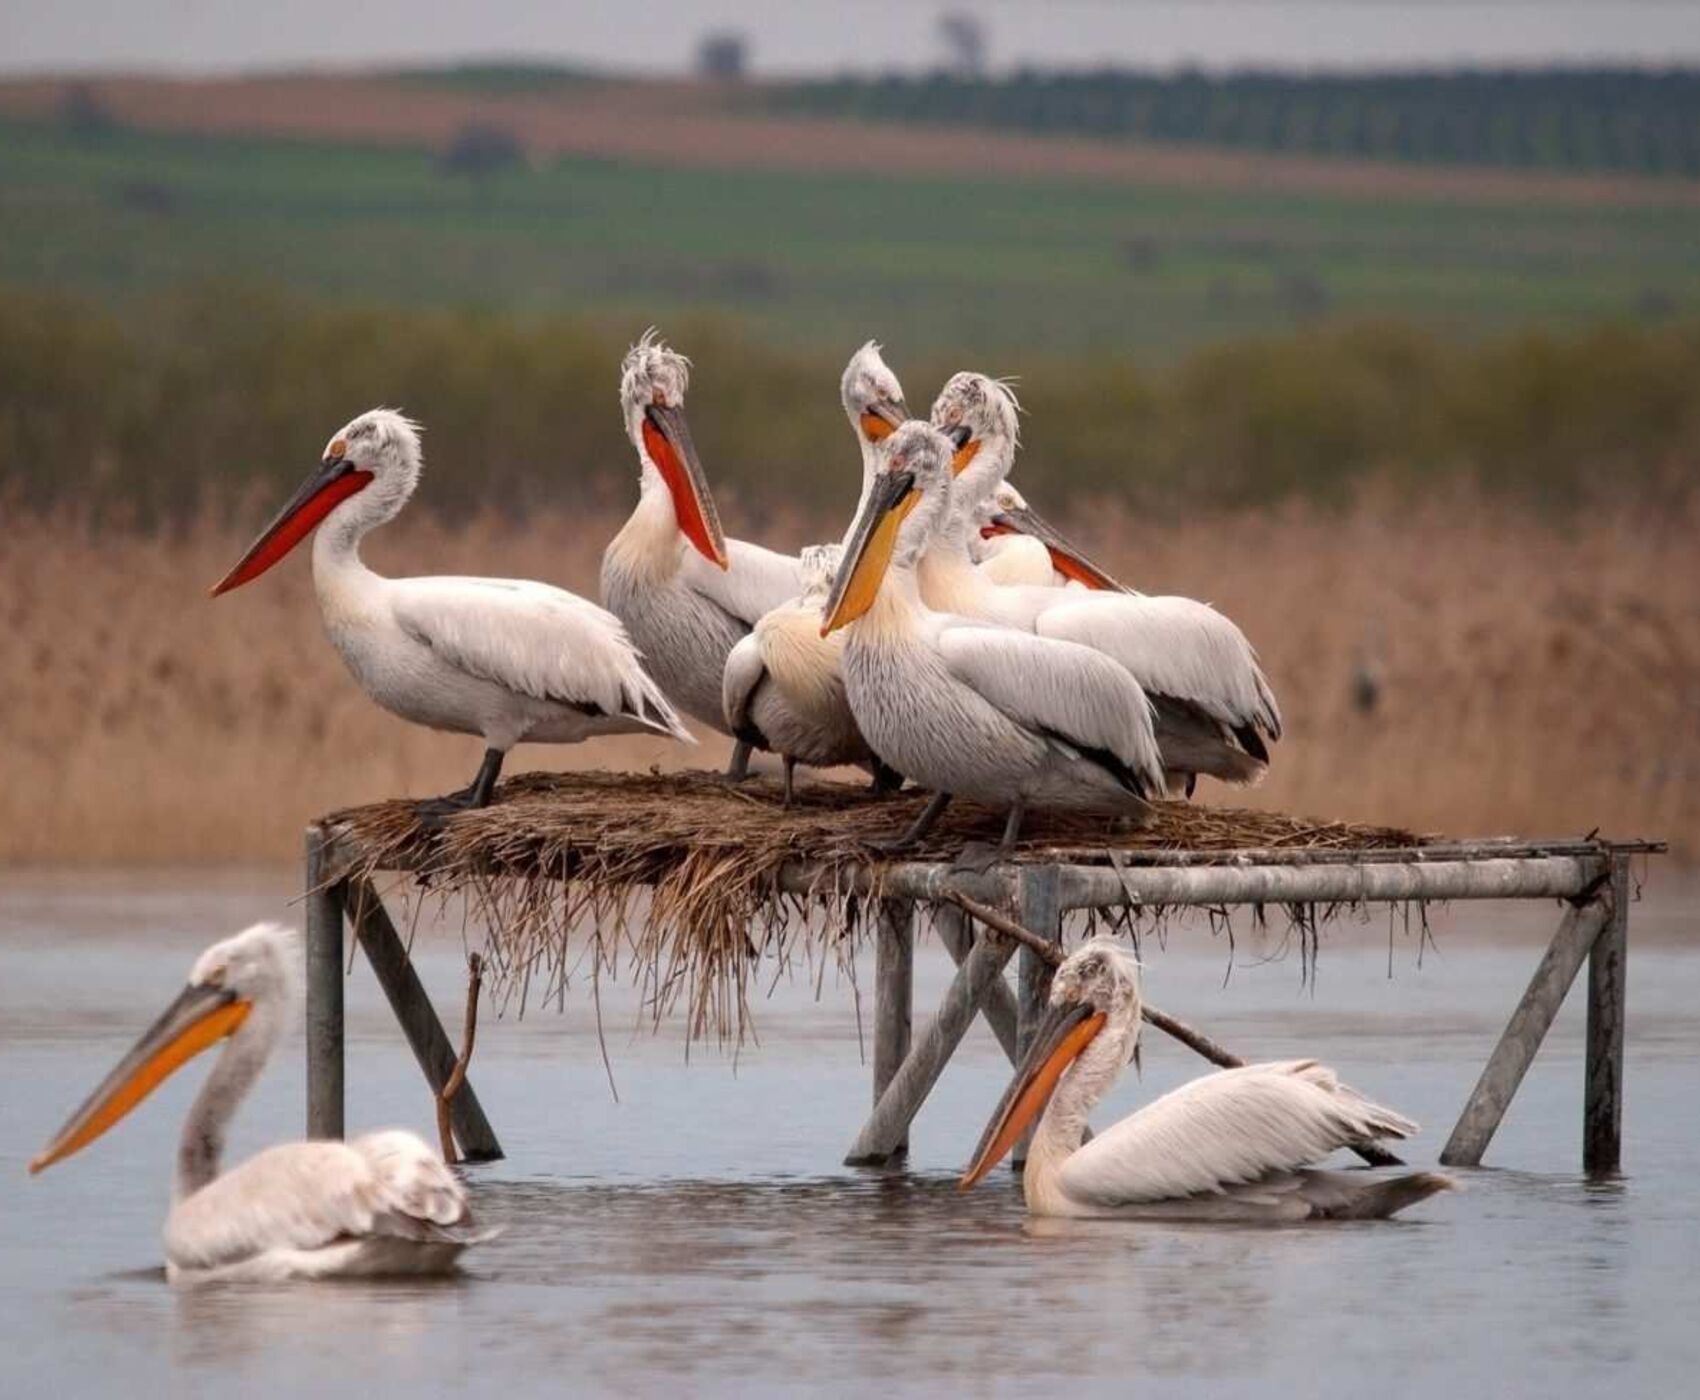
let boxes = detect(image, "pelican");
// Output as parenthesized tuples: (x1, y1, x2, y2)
(926, 373, 1281, 796)
(30, 923, 496, 1282)
(211, 408, 689, 817)
(601, 332, 802, 778)
(722, 546, 900, 803)
(961, 938, 1453, 1221)
(839, 339, 911, 512)
(822, 422, 1164, 848)
(971, 481, 1128, 592)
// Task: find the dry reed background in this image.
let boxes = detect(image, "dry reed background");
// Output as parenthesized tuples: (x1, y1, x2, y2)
(5, 489, 1695, 867)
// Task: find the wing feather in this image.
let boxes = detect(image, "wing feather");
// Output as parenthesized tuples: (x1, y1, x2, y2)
(936, 623, 1165, 795)
(390, 576, 688, 738)
(1058, 1060, 1416, 1206)
(680, 538, 803, 628)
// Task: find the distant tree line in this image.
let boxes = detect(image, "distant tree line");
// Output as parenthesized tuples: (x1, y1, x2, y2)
(769, 68, 1700, 177)
(4, 289, 1696, 527)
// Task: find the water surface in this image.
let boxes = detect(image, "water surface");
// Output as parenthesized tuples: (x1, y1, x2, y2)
(1, 870, 1695, 1396)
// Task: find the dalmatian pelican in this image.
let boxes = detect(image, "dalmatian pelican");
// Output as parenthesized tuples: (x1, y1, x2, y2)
(211, 408, 689, 817)
(31, 923, 496, 1282)
(926, 373, 1281, 796)
(822, 421, 1164, 849)
(962, 938, 1453, 1221)
(601, 331, 803, 779)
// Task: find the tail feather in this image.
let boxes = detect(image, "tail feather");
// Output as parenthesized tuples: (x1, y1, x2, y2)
(1312, 1171, 1455, 1221)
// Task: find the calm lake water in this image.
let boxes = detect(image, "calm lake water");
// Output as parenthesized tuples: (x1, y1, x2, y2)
(1, 869, 1695, 1397)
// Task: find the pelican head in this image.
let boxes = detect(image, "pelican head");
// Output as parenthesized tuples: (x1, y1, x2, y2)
(619, 329, 728, 569)
(981, 481, 1130, 593)
(840, 341, 910, 446)
(821, 420, 954, 634)
(30, 923, 299, 1175)
(210, 409, 421, 597)
(959, 938, 1142, 1190)
(930, 371, 1020, 511)
(797, 542, 843, 602)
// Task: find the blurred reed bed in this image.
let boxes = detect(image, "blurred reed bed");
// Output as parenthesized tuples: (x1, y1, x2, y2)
(4, 491, 1694, 865)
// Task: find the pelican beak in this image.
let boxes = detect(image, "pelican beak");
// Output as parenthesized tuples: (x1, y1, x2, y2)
(959, 999, 1105, 1190)
(821, 468, 919, 635)
(945, 424, 979, 477)
(30, 983, 251, 1175)
(643, 402, 728, 570)
(987, 501, 1129, 593)
(859, 398, 909, 444)
(210, 454, 374, 597)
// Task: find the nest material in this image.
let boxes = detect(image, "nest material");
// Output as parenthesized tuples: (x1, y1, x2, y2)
(326, 770, 1421, 1042)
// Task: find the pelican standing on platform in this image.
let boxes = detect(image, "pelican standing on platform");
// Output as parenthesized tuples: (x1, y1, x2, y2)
(961, 938, 1452, 1220)
(839, 340, 911, 512)
(601, 332, 801, 778)
(926, 374, 1282, 795)
(972, 481, 1128, 591)
(211, 409, 689, 817)
(823, 422, 1165, 848)
(30, 923, 496, 1282)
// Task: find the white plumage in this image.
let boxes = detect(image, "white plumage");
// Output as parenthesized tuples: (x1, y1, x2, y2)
(31, 923, 495, 1282)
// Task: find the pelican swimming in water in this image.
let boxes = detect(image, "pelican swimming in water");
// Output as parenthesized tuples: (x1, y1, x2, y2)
(211, 408, 689, 817)
(823, 421, 1164, 848)
(961, 938, 1452, 1221)
(31, 923, 496, 1282)
(601, 332, 802, 778)
(926, 373, 1281, 796)
(971, 481, 1128, 592)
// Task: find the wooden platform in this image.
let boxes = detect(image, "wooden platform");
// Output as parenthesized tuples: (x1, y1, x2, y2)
(301, 771, 1664, 1175)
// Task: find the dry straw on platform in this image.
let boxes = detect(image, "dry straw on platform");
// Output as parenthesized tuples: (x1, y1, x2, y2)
(328, 770, 1420, 1043)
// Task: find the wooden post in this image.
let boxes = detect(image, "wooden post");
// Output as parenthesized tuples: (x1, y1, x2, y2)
(304, 825, 346, 1141)
(844, 925, 1018, 1166)
(344, 875, 505, 1162)
(872, 898, 915, 1157)
(1013, 868, 1062, 1169)
(1440, 892, 1611, 1167)
(933, 903, 1020, 1064)
(1584, 856, 1630, 1175)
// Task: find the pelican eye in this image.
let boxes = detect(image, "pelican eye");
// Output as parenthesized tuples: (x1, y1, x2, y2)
(202, 966, 227, 989)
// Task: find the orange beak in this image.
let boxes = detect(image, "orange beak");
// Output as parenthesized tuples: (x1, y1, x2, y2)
(820, 467, 919, 635)
(643, 403, 728, 570)
(859, 398, 908, 444)
(30, 982, 252, 1175)
(959, 1000, 1105, 1190)
(987, 500, 1129, 593)
(210, 456, 373, 597)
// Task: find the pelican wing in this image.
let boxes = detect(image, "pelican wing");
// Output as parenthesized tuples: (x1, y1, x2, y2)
(165, 1135, 483, 1273)
(936, 623, 1165, 795)
(1057, 1060, 1416, 1206)
(974, 533, 1057, 588)
(1035, 594, 1282, 740)
(391, 576, 689, 738)
(681, 538, 804, 629)
(721, 631, 770, 745)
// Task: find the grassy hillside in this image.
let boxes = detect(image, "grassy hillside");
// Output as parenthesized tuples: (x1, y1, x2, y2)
(3, 116, 1696, 359)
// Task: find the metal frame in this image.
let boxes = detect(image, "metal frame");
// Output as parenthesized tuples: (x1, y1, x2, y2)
(303, 822, 1654, 1175)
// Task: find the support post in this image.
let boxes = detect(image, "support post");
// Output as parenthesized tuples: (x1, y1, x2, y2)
(1440, 892, 1611, 1167)
(844, 925, 1018, 1166)
(344, 875, 505, 1162)
(1013, 868, 1062, 1169)
(872, 898, 915, 1157)
(1583, 856, 1629, 1175)
(933, 903, 1020, 1063)
(304, 825, 346, 1141)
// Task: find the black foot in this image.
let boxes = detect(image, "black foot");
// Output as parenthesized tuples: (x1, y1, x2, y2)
(998, 800, 1027, 852)
(414, 748, 504, 825)
(868, 791, 952, 852)
(723, 740, 756, 783)
(782, 755, 797, 808)
(869, 760, 905, 796)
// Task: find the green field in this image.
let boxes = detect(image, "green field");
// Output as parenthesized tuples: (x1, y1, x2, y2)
(3, 117, 1696, 360)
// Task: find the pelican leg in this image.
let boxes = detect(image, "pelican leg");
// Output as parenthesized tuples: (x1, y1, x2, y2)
(871, 791, 952, 852)
(415, 748, 505, 822)
(782, 755, 797, 808)
(869, 759, 905, 795)
(724, 740, 754, 782)
(998, 799, 1027, 851)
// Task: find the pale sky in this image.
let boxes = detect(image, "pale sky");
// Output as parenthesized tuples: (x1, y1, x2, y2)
(3, 2, 1699, 77)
